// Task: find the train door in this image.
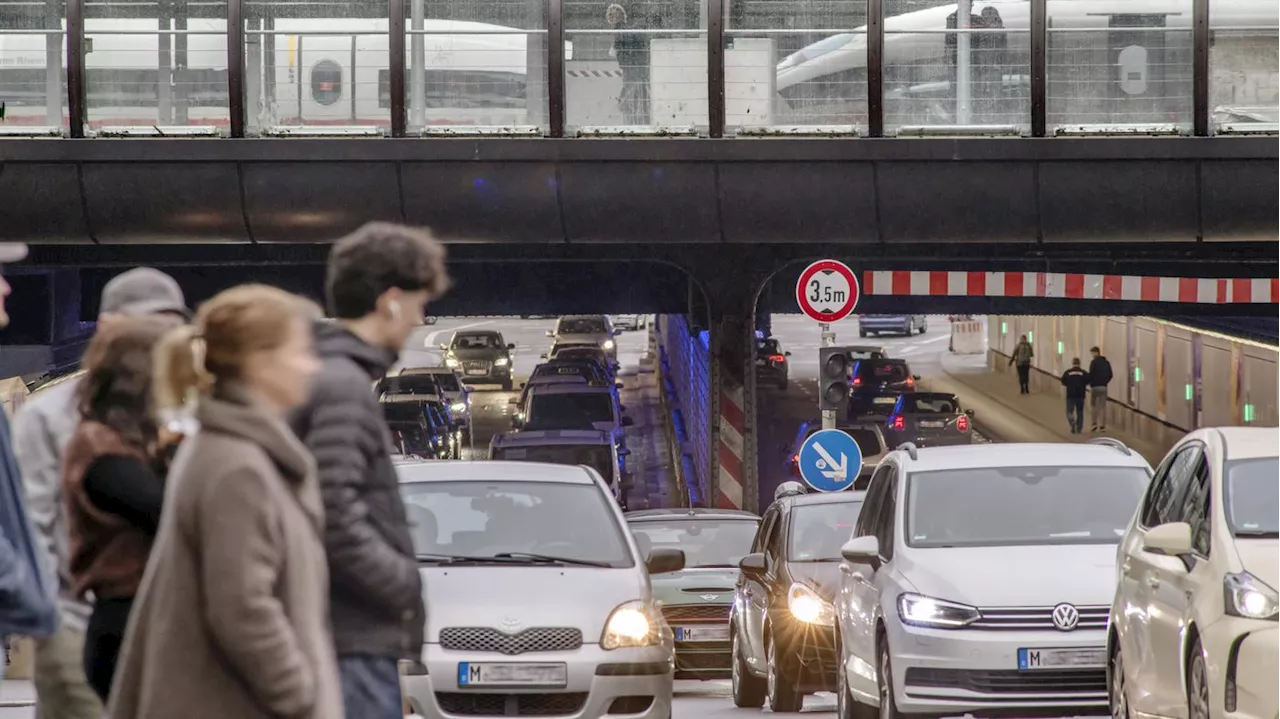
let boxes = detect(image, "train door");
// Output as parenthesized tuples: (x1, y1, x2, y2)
(1108, 13, 1187, 123)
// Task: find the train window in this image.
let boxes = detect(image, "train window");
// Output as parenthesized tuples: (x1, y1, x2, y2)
(311, 60, 343, 106)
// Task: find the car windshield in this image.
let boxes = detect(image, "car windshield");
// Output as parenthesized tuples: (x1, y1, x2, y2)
(453, 333, 503, 349)
(525, 393, 615, 430)
(630, 519, 759, 568)
(1224, 457, 1279, 537)
(493, 445, 614, 481)
(788, 501, 864, 561)
(381, 375, 440, 396)
(906, 466, 1150, 548)
(558, 318, 608, 334)
(399, 480, 633, 567)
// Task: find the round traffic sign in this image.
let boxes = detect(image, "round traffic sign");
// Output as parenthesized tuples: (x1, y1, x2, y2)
(796, 260, 860, 323)
(797, 429, 863, 492)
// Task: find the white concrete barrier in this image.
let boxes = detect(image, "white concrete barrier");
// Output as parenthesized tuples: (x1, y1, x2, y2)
(950, 320, 985, 354)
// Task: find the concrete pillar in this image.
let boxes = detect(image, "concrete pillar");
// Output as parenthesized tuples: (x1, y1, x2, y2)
(710, 313, 756, 512)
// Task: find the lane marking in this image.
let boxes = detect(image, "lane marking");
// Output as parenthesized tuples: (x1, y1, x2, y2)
(423, 319, 496, 348)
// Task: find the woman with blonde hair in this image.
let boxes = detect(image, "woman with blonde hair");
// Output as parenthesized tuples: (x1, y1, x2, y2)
(107, 284, 342, 719)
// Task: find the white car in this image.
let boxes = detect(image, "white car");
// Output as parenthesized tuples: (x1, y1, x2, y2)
(395, 460, 681, 719)
(1108, 427, 1278, 719)
(548, 315, 619, 361)
(835, 440, 1152, 719)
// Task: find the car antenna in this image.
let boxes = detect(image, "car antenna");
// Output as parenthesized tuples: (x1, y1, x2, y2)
(1087, 437, 1132, 456)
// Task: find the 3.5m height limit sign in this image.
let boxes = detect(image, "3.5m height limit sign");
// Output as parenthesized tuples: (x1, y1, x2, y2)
(796, 260, 860, 323)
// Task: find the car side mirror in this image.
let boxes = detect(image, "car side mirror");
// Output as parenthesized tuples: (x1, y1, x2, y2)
(912, 374, 922, 381)
(1143, 522, 1193, 559)
(617, 447, 631, 457)
(540, 353, 549, 360)
(738, 552, 767, 577)
(841, 536, 881, 570)
(615, 382, 624, 390)
(439, 343, 449, 351)
(621, 417, 635, 427)
(785, 351, 792, 356)
(646, 548, 685, 574)
(508, 397, 519, 405)
(964, 408, 975, 417)
(545, 331, 554, 337)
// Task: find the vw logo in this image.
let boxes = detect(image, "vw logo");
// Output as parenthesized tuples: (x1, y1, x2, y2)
(1051, 603, 1080, 631)
(700, 594, 720, 601)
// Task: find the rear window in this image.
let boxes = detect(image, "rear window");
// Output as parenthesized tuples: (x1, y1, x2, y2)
(901, 395, 959, 414)
(854, 361, 910, 383)
(557, 318, 608, 334)
(382, 375, 440, 396)
(757, 339, 781, 355)
(382, 402, 423, 424)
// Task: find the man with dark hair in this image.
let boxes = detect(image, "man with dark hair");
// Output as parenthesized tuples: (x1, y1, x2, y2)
(292, 221, 450, 719)
(1059, 357, 1090, 434)
(1087, 346, 1113, 432)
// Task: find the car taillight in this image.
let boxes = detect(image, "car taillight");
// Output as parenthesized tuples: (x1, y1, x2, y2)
(956, 415, 969, 432)
(792, 453, 800, 464)
(891, 416, 904, 430)
(905, 377, 916, 389)
(770, 354, 785, 363)
(852, 376, 862, 387)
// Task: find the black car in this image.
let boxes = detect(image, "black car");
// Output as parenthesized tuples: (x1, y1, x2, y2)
(847, 357, 919, 418)
(883, 391, 975, 448)
(442, 330, 516, 391)
(784, 421, 887, 486)
(755, 337, 791, 390)
(730, 489, 867, 712)
(529, 359, 612, 385)
(380, 397, 458, 459)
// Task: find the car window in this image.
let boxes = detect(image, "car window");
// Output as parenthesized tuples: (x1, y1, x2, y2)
(453, 333, 502, 349)
(875, 473, 897, 560)
(1142, 445, 1202, 527)
(787, 501, 864, 561)
(431, 373, 461, 392)
(1223, 457, 1279, 536)
(381, 400, 425, 424)
(399, 480, 633, 567)
(630, 519, 759, 568)
(846, 428, 883, 456)
(753, 509, 778, 554)
(1177, 459, 1211, 556)
(525, 393, 615, 430)
(901, 395, 959, 414)
(764, 511, 784, 563)
(905, 465, 1150, 547)
(382, 375, 440, 396)
(855, 465, 891, 538)
(558, 318, 608, 334)
(756, 339, 781, 355)
(853, 360, 910, 384)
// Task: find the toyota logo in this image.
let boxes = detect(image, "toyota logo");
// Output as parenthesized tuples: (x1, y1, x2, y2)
(1051, 603, 1080, 631)
(499, 617, 522, 633)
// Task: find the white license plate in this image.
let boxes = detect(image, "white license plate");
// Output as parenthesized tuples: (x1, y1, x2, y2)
(457, 662, 568, 687)
(874, 397, 896, 404)
(919, 420, 945, 428)
(675, 625, 730, 642)
(466, 369, 487, 376)
(1017, 648, 1107, 670)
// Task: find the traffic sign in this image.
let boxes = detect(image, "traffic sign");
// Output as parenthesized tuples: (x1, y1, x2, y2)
(797, 429, 863, 492)
(796, 260, 860, 323)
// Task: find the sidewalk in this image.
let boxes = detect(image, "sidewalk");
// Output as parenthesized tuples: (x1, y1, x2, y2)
(0, 678, 35, 718)
(920, 351, 1170, 467)
(620, 357, 682, 511)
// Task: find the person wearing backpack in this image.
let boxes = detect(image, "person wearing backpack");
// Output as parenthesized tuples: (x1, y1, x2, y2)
(1087, 346, 1114, 432)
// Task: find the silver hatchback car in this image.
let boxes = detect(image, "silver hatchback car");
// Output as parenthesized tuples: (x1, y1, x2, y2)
(395, 460, 682, 719)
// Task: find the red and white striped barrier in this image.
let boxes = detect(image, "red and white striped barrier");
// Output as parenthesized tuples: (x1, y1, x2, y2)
(950, 320, 985, 355)
(716, 384, 745, 509)
(863, 271, 1278, 304)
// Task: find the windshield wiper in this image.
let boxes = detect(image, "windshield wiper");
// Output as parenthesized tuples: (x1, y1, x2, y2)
(492, 552, 612, 567)
(416, 553, 526, 565)
(1234, 530, 1280, 538)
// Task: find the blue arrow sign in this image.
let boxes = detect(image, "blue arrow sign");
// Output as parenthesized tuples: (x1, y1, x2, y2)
(798, 429, 863, 492)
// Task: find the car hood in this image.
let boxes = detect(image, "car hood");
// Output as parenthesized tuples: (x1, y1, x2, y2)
(449, 347, 507, 360)
(788, 562, 843, 603)
(421, 566, 647, 642)
(896, 544, 1118, 607)
(651, 567, 739, 607)
(1233, 539, 1279, 589)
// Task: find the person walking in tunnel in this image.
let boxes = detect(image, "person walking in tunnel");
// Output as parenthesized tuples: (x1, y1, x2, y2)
(0, 242, 58, 684)
(61, 317, 180, 701)
(607, 2, 652, 125)
(291, 222, 450, 719)
(13, 267, 187, 719)
(1059, 358, 1090, 434)
(106, 285, 339, 719)
(1009, 334, 1034, 394)
(1087, 346, 1113, 432)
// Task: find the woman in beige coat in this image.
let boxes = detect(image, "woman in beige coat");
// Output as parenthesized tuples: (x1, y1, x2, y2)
(107, 284, 342, 719)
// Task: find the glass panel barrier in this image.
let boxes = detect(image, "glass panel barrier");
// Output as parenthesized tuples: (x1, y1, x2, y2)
(84, 0, 230, 135)
(1047, 0, 1193, 134)
(566, 2, 708, 134)
(1209, 0, 1278, 133)
(0, 0, 67, 134)
(882, 0, 1029, 136)
(729, 0, 867, 134)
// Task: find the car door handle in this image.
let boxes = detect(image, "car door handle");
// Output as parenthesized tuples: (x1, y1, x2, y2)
(1147, 576, 1161, 590)
(1121, 559, 1133, 575)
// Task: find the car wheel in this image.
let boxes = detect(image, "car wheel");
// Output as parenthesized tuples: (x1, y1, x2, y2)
(1187, 638, 1210, 719)
(1110, 645, 1130, 719)
(917, 321, 927, 335)
(731, 630, 766, 708)
(778, 378, 789, 391)
(837, 639, 875, 719)
(502, 379, 513, 392)
(859, 329, 868, 338)
(877, 639, 908, 719)
(766, 630, 804, 713)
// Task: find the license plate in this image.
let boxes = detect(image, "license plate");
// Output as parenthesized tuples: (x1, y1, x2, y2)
(466, 369, 486, 376)
(874, 397, 896, 404)
(457, 662, 568, 687)
(676, 625, 730, 642)
(1017, 648, 1107, 670)
(755, 359, 766, 366)
(919, 420, 945, 428)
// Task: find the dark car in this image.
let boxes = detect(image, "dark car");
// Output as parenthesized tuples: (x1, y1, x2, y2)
(442, 330, 516, 391)
(755, 337, 791, 390)
(380, 397, 458, 459)
(730, 490, 866, 712)
(847, 358, 919, 418)
(626, 508, 761, 680)
(883, 391, 975, 448)
(529, 359, 612, 385)
(858, 314, 928, 337)
(785, 421, 888, 486)
(543, 344, 619, 377)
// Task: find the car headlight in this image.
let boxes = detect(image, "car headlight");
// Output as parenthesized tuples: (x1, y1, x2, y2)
(1224, 572, 1279, 620)
(897, 593, 980, 629)
(601, 600, 663, 649)
(787, 583, 835, 626)
(444, 357, 459, 368)
(450, 401, 467, 414)
(494, 357, 510, 367)
(602, 339, 615, 350)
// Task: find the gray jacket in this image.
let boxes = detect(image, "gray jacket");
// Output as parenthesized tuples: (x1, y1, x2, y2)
(290, 323, 424, 659)
(11, 372, 93, 632)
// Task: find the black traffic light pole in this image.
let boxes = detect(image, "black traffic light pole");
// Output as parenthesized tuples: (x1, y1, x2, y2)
(820, 323, 837, 430)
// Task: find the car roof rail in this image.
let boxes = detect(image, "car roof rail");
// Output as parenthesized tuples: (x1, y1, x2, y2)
(896, 442, 919, 461)
(1087, 437, 1132, 456)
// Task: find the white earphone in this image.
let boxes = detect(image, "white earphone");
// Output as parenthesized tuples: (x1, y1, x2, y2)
(388, 300, 402, 319)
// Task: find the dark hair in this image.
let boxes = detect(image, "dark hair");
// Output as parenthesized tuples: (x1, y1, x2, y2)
(1090, 346, 1101, 353)
(325, 222, 451, 319)
(79, 316, 180, 446)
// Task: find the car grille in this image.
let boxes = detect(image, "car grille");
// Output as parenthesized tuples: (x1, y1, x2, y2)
(435, 692, 588, 716)
(662, 604, 731, 623)
(438, 628, 583, 655)
(970, 605, 1109, 631)
(905, 667, 1107, 695)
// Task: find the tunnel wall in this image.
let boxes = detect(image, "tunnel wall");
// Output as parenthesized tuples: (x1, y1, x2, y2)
(654, 314, 712, 506)
(989, 316, 1279, 453)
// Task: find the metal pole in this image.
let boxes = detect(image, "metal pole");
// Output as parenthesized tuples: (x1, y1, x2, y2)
(707, 0, 725, 137)
(1191, 0, 1209, 136)
(821, 322, 836, 430)
(410, 0, 425, 128)
(866, 0, 884, 135)
(955, 0, 972, 125)
(547, 0, 566, 137)
(246, 18, 261, 133)
(389, 0, 407, 136)
(67, 0, 86, 138)
(44, 1, 60, 127)
(227, 0, 245, 137)
(1029, 0, 1046, 136)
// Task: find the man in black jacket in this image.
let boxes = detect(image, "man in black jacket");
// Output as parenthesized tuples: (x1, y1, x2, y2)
(1087, 346, 1114, 432)
(1059, 358, 1090, 434)
(291, 222, 450, 719)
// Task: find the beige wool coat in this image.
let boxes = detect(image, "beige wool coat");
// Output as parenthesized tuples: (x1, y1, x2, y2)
(107, 386, 343, 719)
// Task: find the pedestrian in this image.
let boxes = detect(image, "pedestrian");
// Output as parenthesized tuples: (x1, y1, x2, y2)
(607, 2, 651, 124)
(1087, 346, 1114, 432)
(107, 284, 339, 719)
(1059, 358, 1090, 434)
(1008, 334, 1034, 394)
(291, 222, 449, 719)
(13, 266, 188, 718)
(61, 317, 180, 701)
(0, 242, 58, 682)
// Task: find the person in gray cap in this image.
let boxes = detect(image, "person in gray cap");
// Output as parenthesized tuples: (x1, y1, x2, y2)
(11, 266, 187, 719)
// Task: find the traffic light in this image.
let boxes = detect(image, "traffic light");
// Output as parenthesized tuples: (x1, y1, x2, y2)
(819, 347, 852, 413)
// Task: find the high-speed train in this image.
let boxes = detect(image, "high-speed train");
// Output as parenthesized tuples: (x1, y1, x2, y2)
(0, 17, 568, 129)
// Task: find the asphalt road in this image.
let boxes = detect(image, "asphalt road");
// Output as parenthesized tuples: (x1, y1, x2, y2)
(673, 680, 838, 716)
